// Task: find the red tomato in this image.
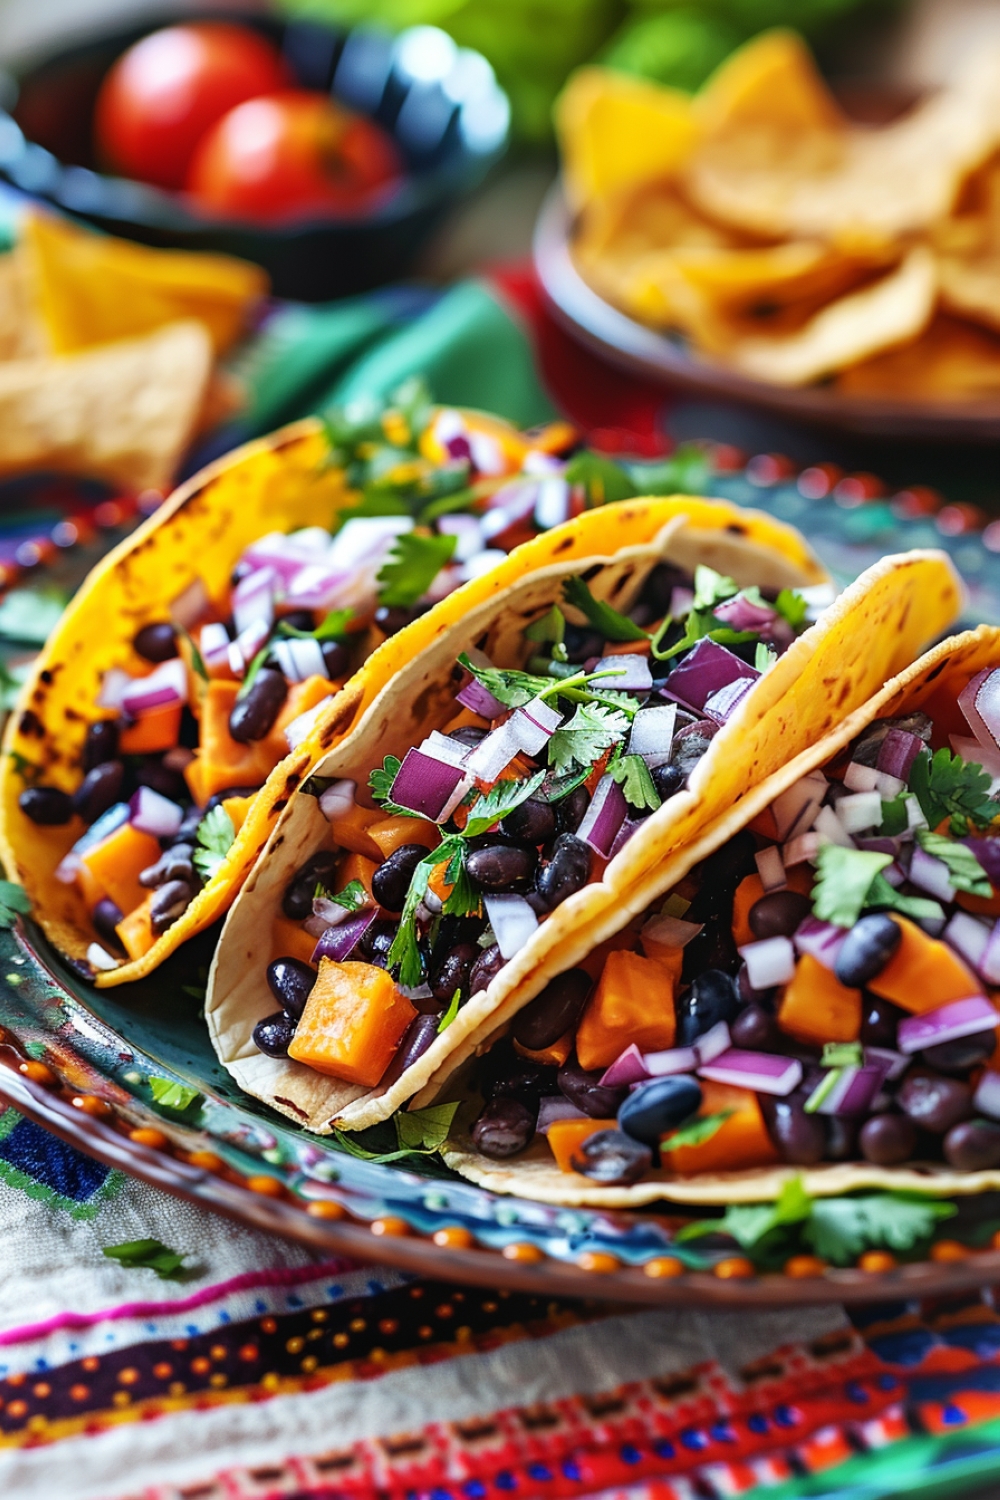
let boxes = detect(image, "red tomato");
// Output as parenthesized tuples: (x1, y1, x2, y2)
(185, 91, 403, 222)
(94, 23, 291, 191)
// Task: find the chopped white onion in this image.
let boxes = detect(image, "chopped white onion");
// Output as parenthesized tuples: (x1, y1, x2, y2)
(233, 567, 276, 635)
(628, 704, 676, 769)
(974, 1069, 1000, 1122)
(770, 772, 827, 841)
(695, 1021, 732, 1065)
(755, 846, 786, 892)
(273, 637, 327, 683)
(905, 795, 929, 831)
(87, 942, 120, 972)
(642, 1046, 698, 1077)
(466, 722, 521, 782)
(419, 731, 471, 769)
(533, 477, 572, 531)
(460, 549, 507, 582)
(739, 936, 796, 989)
(836, 791, 883, 835)
(129, 786, 183, 838)
(285, 564, 353, 614)
(843, 762, 880, 794)
(318, 779, 357, 822)
(813, 804, 855, 849)
(979, 920, 1000, 986)
(594, 654, 654, 693)
(509, 699, 562, 756)
(199, 622, 230, 671)
(326, 517, 414, 572)
(943, 911, 992, 973)
(121, 658, 188, 718)
(783, 831, 821, 866)
(908, 844, 956, 903)
(55, 852, 81, 884)
(97, 668, 131, 711)
(437, 514, 483, 562)
(874, 770, 905, 799)
(641, 913, 703, 949)
(484, 894, 538, 959)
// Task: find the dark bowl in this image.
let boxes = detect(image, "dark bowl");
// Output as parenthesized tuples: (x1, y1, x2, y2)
(0, 10, 510, 300)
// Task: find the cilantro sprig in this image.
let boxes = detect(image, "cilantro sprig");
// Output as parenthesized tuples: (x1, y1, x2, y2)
(334, 1101, 460, 1164)
(910, 746, 996, 835)
(464, 769, 546, 839)
(193, 806, 236, 882)
(562, 576, 646, 642)
(608, 753, 661, 812)
(916, 829, 992, 895)
(324, 879, 367, 912)
(377, 532, 457, 609)
(369, 755, 422, 818)
(548, 702, 628, 775)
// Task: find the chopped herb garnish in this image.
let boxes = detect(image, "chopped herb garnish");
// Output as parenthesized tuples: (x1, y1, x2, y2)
(879, 794, 909, 837)
(692, 565, 739, 610)
(441, 840, 480, 918)
(548, 701, 629, 775)
(811, 844, 891, 928)
(916, 829, 992, 896)
(822, 1041, 864, 1068)
(562, 576, 647, 643)
(103, 1238, 187, 1280)
(909, 746, 996, 835)
(237, 641, 272, 699)
(177, 625, 209, 683)
(193, 805, 236, 883)
(376, 531, 457, 608)
(388, 836, 465, 987)
(563, 450, 636, 505)
(368, 755, 421, 818)
(278, 607, 353, 642)
(326, 879, 367, 912)
(437, 989, 462, 1032)
(457, 653, 551, 709)
(661, 1110, 733, 1152)
(755, 641, 777, 672)
(524, 605, 566, 645)
(806, 1193, 955, 1266)
(464, 769, 546, 839)
(864, 874, 944, 924)
(774, 587, 809, 630)
(607, 753, 661, 811)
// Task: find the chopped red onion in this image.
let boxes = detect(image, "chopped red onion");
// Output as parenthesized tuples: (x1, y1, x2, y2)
(318, 779, 357, 822)
(880, 862, 905, 887)
(129, 786, 183, 838)
(909, 844, 956, 903)
(628, 704, 676, 768)
(794, 917, 847, 970)
(423, 565, 463, 604)
(576, 775, 628, 858)
(509, 699, 562, 756)
(695, 1021, 732, 1065)
(864, 1045, 909, 1080)
(169, 576, 209, 629)
(810, 1063, 887, 1117)
(456, 676, 504, 720)
(668, 587, 694, 619)
(698, 1049, 803, 1096)
(233, 567, 276, 635)
(877, 728, 924, 781)
(480, 483, 537, 545)
(662, 638, 759, 717)
(837, 791, 883, 835)
(121, 658, 187, 718)
(843, 762, 880, 794)
(974, 1069, 1000, 1122)
(55, 852, 81, 884)
(273, 637, 327, 683)
(420, 731, 472, 769)
(739, 936, 796, 989)
(312, 895, 371, 929)
(327, 517, 414, 572)
(284, 696, 334, 751)
(856, 836, 903, 857)
(943, 911, 992, 974)
(87, 942, 120, 972)
(437, 513, 483, 562)
(483, 894, 538, 959)
(200, 622, 232, 677)
(959, 667, 1000, 754)
(641, 912, 703, 948)
(755, 846, 786, 892)
(537, 1096, 588, 1133)
(97, 667, 131, 711)
(594, 654, 653, 693)
(466, 721, 521, 782)
(874, 770, 905, 799)
(311, 909, 378, 964)
(643, 1046, 699, 1077)
(609, 817, 643, 859)
(713, 593, 778, 632)
(285, 564, 353, 614)
(599, 1045, 651, 1087)
(898, 995, 997, 1054)
(770, 771, 827, 841)
(783, 831, 821, 867)
(978, 920, 1000, 986)
(814, 805, 854, 849)
(703, 676, 756, 724)
(242, 531, 320, 585)
(963, 836, 1000, 886)
(533, 477, 572, 531)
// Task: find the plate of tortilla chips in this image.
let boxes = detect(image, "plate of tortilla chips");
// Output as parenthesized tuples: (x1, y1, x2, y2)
(539, 30, 1000, 441)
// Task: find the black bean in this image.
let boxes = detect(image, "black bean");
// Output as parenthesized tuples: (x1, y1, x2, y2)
(381, 1014, 441, 1087)
(374, 604, 426, 637)
(860, 995, 905, 1049)
(371, 844, 428, 913)
(279, 610, 315, 633)
(651, 764, 686, 802)
(682, 917, 740, 982)
(266, 957, 316, 1020)
(502, 797, 556, 846)
(174, 805, 203, 845)
(149, 879, 194, 935)
(93, 897, 125, 954)
(448, 725, 488, 748)
(943, 1118, 1000, 1171)
(358, 919, 397, 965)
(466, 842, 537, 891)
(133, 622, 178, 663)
(18, 785, 73, 825)
(922, 1032, 997, 1075)
(825, 1116, 859, 1161)
(555, 785, 590, 834)
(571, 1128, 652, 1185)
(228, 669, 288, 743)
(687, 832, 757, 920)
(749, 891, 811, 940)
(429, 942, 479, 1003)
(253, 1011, 297, 1058)
(535, 834, 590, 910)
(137, 759, 188, 802)
(763, 1097, 826, 1165)
(479, 1039, 555, 1103)
(675, 969, 740, 1047)
(140, 843, 195, 888)
(470, 944, 504, 995)
(72, 761, 125, 825)
(562, 624, 604, 663)
(471, 1096, 537, 1158)
(557, 1057, 627, 1118)
(282, 853, 340, 920)
(731, 1004, 780, 1050)
(835, 914, 902, 988)
(618, 1076, 702, 1146)
(513, 969, 593, 1051)
(83, 719, 120, 773)
(321, 640, 350, 679)
(898, 1067, 973, 1133)
(859, 1113, 917, 1165)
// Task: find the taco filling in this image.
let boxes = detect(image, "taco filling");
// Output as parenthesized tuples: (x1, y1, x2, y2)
(459, 669, 1000, 1191)
(252, 563, 819, 1088)
(11, 399, 577, 973)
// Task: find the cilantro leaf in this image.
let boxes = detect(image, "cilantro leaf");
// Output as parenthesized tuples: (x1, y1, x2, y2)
(368, 754, 421, 819)
(441, 839, 480, 918)
(327, 879, 367, 912)
(524, 605, 566, 645)
(608, 753, 661, 811)
(650, 607, 755, 662)
(457, 653, 551, 709)
(0, 880, 30, 929)
(660, 1110, 733, 1152)
(755, 641, 777, 672)
(806, 1193, 956, 1267)
(548, 702, 629, 775)
(675, 1176, 811, 1250)
(811, 844, 891, 927)
(774, 587, 808, 631)
(237, 641, 271, 699)
(438, 989, 462, 1032)
(864, 874, 944, 924)
(563, 450, 636, 505)
(377, 532, 457, 609)
(916, 830, 992, 896)
(387, 837, 465, 987)
(464, 769, 546, 839)
(541, 766, 593, 803)
(879, 794, 909, 837)
(910, 746, 996, 835)
(562, 576, 647, 643)
(103, 1238, 187, 1280)
(279, 607, 353, 642)
(193, 806, 236, 883)
(395, 1100, 460, 1153)
(176, 624, 208, 683)
(149, 1077, 202, 1113)
(692, 565, 739, 610)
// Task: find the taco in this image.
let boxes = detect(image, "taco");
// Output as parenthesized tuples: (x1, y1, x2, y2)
(439, 625, 1000, 1208)
(204, 502, 959, 1135)
(0, 398, 578, 987)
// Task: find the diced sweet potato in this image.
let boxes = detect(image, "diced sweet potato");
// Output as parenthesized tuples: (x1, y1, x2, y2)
(576, 950, 676, 1072)
(264, 674, 336, 760)
(80, 822, 162, 917)
(662, 1080, 778, 1175)
(958, 889, 1000, 918)
(120, 703, 182, 755)
(336, 853, 379, 900)
(115, 893, 156, 961)
(547, 1117, 617, 1174)
(271, 916, 321, 967)
(514, 1028, 574, 1068)
(325, 801, 383, 860)
(288, 959, 416, 1086)
(367, 813, 439, 859)
(868, 916, 980, 1013)
(579, 921, 645, 981)
(201, 680, 278, 798)
(778, 953, 861, 1044)
(733, 874, 764, 946)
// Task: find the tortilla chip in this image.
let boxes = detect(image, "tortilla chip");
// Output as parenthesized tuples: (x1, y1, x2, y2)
(835, 313, 1000, 399)
(23, 211, 268, 356)
(715, 247, 936, 386)
(0, 319, 212, 491)
(0, 418, 352, 982)
(696, 29, 844, 137)
(555, 67, 701, 211)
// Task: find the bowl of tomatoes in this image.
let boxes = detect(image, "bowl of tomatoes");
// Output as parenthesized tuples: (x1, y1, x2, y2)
(0, 11, 510, 299)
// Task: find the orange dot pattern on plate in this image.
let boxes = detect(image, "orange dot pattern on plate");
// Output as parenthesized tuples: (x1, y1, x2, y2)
(714, 1257, 756, 1280)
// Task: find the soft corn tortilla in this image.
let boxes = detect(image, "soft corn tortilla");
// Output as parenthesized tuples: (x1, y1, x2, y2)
(0, 417, 353, 986)
(206, 509, 960, 1136)
(443, 624, 1000, 1209)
